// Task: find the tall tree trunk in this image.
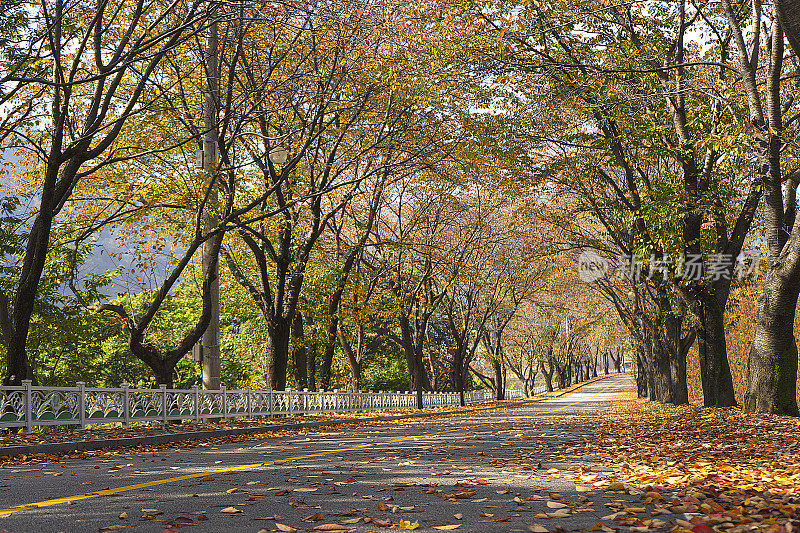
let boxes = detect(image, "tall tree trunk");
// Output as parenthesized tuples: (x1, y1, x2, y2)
(492, 358, 505, 400)
(3, 211, 53, 385)
(307, 341, 317, 391)
(744, 269, 800, 415)
(776, 0, 800, 57)
(449, 340, 468, 406)
(553, 358, 565, 389)
(320, 315, 338, 390)
(338, 326, 363, 392)
(663, 311, 691, 405)
(266, 318, 291, 390)
(649, 338, 673, 403)
(636, 349, 648, 398)
(541, 359, 554, 392)
(453, 358, 466, 407)
(527, 365, 538, 396)
(398, 314, 430, 408)
(696, 291, 737, 407)
(291, 312, 308, 390)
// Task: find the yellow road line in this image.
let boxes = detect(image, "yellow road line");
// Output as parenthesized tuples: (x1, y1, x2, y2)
(0, 375, 628, 517)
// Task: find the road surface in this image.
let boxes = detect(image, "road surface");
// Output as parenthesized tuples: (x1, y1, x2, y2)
(0, 375, 651, 532)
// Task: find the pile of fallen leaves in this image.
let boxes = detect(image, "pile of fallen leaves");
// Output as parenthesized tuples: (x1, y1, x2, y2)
(579, 390, 800, 533)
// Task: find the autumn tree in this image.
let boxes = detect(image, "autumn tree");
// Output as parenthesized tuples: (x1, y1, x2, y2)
(220, 0, 445, 390)
(474, 0, 771, 406)
(735, 2, 800, 415)
(0, 0, 208, 385)
(59, 2, 287, 386)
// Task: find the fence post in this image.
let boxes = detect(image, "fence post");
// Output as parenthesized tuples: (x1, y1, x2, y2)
(268, 388, 273, 418)
(122, 382, 130, 428)
(160, 384, 167, 425)
(76, 382, 86, 430)
(221, 385, 227, 421)
(192, 385, 199, 423)
(288, 388, 293, 417)
(246, 386, 252, 419)
(22, 380, 32, 434)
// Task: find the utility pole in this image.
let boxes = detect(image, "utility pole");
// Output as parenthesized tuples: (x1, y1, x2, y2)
(202, 8, 221, 390)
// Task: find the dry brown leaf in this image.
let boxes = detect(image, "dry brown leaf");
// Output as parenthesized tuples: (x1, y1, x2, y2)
(312, 524, 352, 531)
(527, 525, 549, 533)
(302, 513, 325, 522)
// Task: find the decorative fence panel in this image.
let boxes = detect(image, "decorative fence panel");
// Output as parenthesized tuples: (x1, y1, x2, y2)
(0, 381, 525, 433)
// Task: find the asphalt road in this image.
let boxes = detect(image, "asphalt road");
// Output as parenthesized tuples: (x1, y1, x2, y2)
(0, 375, 652, 533)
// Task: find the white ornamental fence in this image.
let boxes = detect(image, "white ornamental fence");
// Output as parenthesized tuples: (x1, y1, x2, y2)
(0, 382, 523, 433)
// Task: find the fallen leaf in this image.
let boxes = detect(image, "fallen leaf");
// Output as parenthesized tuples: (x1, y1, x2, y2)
(220, 506, 242, 514)
(527, 525, 549, 533)
(433, 525, 460, 530)
(302, 513, 325, 522)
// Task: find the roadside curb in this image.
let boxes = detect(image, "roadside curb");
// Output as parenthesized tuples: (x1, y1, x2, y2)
(0, 375, 621, 458)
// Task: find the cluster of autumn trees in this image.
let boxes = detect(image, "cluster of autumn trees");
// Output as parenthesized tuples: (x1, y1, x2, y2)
(2, 0, 798, 415)
(0, 0, 620, 408)
(474, 0, 800, 414)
